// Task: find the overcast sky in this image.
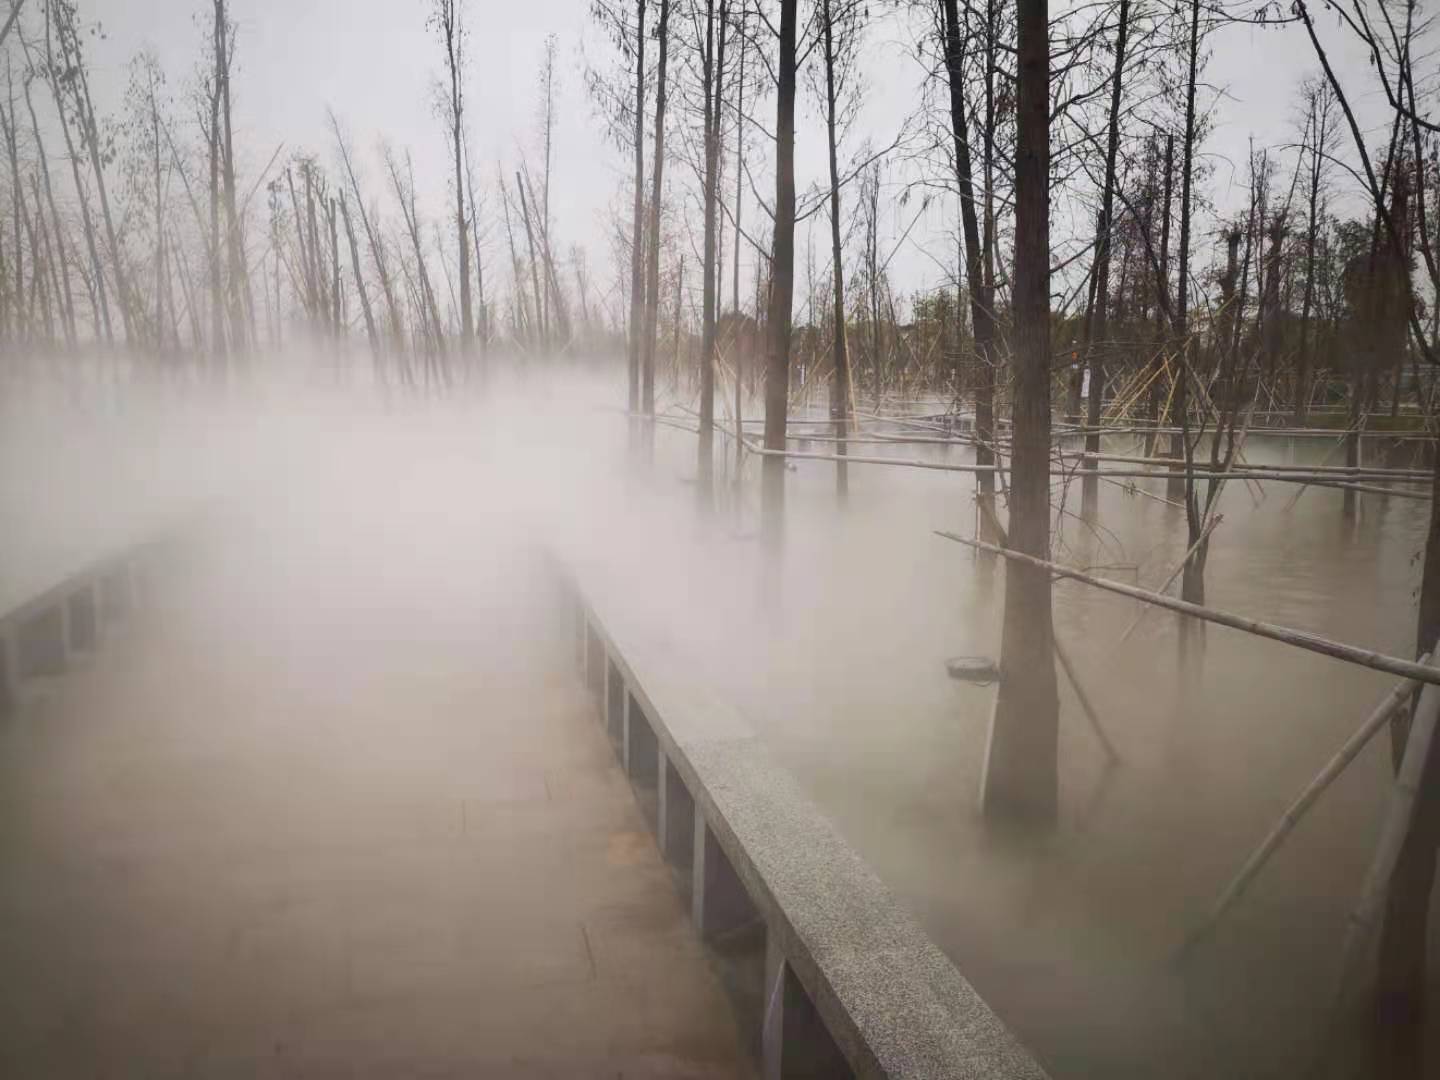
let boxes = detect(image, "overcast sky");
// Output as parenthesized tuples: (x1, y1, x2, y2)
(78, 0, 1393, 323)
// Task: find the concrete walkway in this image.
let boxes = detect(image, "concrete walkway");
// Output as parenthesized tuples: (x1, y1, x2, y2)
(0, 536, 749, 1078)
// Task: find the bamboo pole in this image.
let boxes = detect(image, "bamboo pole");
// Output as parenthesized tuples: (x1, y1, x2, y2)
(933, 530, 1440, 687)
(1319, 682, 1440, 1057)
(1054, 638, 1121, 763)
(1068, 450, 1428, 481)
(744, 443, 1429, 490)
(1108, 513, 1225, 656)
(973, 497, 1121, 763)
(1176, 662, 1428, 962)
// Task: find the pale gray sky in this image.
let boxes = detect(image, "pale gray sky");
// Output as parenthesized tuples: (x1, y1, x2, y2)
(79, 0, 1395, 322)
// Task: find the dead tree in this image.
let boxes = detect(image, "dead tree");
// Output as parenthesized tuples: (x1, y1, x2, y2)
(41, 4, 111, 345)
(984, 0, 1059, 824)
(761, 0, 798, 550)
(538, 33, 558, 344)
(1175, 0, 1203, 611)
(54, 0, 134, 346)
(697, 0, 729, 506)
(1294, 77, 1334, 423)
(629, 0, 648, 421)
(338, 193, 380, 367)
(641, 0, 673, 450)
(940, 0, 999, 538)
(213, 1, 249, 352)
(384, 146, 446, 373)
(496, 167, 534, 345)
(24, 66, 74, 347)
(818, 0, 861, 497)
(515, 168, 546, 349)
(429, 0, 473, 351)
(1080, 0, 1132, 517)
(329, 112, 406, 356)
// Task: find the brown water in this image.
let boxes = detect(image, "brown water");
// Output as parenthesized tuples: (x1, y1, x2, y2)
(629, 417, 1437, 1079)
(5, 373, 1434, 1078)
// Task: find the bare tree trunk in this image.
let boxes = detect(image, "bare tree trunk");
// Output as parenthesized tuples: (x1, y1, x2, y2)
(628, 0, 647, 426)
(540, 34, 557, 345)
(339, 194, 380, 371)
(496, 168, 534, 346)
(1081, 0, 1130, 518)
(328, 197, 341, 337)
(22, 74, 75, 348)
(216, 1, 247, 353)
(822, 0, 850, 498)
(516, 169, 546, 351)
(1376, 457, 1440, 1080)
(208, 30, 225, 359)
(1176, 0, 1203, 611)
(465, 144, 487, 356)
(520, 165, 571, 345)
(698, 0, 727, 508)
(386, 149, 445, 370)
(62, 9, 133, 347)
(641, 0, 672, 455)
(984, 0, 1058, 824)
(731, 0, 746, 481)
(1147, 133, 1174, 458)
(940, 0, 998, 537)
(0, 72, 26, 345)
(331, 112, 405, 356)
(762, 0, 797, 551)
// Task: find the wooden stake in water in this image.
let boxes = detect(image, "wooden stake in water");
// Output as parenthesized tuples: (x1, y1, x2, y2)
(1175, 663, 1428, 962)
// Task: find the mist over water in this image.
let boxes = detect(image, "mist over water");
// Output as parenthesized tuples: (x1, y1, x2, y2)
(3, 358, 1435, 1077)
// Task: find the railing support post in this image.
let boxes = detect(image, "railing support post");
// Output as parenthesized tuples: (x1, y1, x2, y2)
(762, 928, 853, 1079)
(658, 750, 695, 867)
(692, 817, 753, 938)
(66, 581, 100, 656)
(0, 628, 20, 715)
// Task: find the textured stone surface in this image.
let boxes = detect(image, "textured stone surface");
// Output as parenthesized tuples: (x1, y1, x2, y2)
(573, 563, 1051, 1080)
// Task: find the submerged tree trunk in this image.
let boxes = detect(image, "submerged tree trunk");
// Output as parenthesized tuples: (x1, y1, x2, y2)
(762, 0, 798, 551)
(731, 0, 747, 483)
(983, 0, 1058, 824)
(1081, 0, 1130, 518)
(641, 0, 672, 456)
(628, 0, 648, 435)
(697, 0, 727, 509)
(1147, 133, 1174, 459)
(1176, 0, 1203, 616)
(1375, 453, 1440, 1079)
(940, 0, 998, 538)
(822, 0, 850, 498)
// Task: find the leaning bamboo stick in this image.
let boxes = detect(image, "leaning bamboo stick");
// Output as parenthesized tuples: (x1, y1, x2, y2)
(1054, 638, 1121, 763)
(743, 443, 1429, 490)
(1100, 474, 1185, 509)
(1067, 451, 1429, 481)
(1176, 662, 1428, 962)
(1319, 681, 1440, 1059)
(933, 530, 1440, 688)
(975, 498, 1121, 762)
(1109, 513, 1225, 656)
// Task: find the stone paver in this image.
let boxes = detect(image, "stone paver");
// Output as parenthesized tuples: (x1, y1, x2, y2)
(0, 539, 749, 1079)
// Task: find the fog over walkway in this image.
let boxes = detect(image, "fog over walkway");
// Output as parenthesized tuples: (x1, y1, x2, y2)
(0, 514, 749, 1078)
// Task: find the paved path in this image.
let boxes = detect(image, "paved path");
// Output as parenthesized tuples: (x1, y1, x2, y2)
(0, 534, 749, 1078)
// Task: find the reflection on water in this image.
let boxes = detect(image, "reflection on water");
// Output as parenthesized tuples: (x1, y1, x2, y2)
(639, 420, 1434, 1079)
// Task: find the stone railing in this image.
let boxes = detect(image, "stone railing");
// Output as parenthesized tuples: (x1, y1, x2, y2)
(557, 562, 1050, 1080)
(0, 541, 162, 714)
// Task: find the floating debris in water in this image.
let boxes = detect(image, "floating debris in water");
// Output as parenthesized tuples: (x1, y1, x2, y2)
(945, 656, 1000, 685)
